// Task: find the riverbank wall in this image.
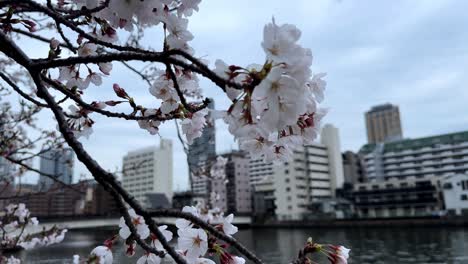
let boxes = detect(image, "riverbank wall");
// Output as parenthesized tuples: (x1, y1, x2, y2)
(253, 217, 468, 228)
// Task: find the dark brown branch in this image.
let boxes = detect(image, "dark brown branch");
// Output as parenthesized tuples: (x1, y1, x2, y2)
(55, 20, 78, 52)
(148, 209, 264, 264)
(64, 0, 110, 20)
(32, 52, 240, 91)
(41, 76, 180, 121)
(0, 72, 48, 107)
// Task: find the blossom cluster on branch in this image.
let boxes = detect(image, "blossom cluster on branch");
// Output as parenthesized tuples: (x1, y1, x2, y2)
(0, 203, 67, 263)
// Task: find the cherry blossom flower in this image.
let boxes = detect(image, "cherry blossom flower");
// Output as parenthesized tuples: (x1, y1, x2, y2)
(332, 245, 350, 260)
(194, 258, 216, 264)
(86, 72, 103, 86)
(78, 43, 97, 57)
(210, 156, 228, 179)
(126, 241, 137, 257)
(262, 18, 302, 64)
(220, 253, 246, 264)
(29, 217, 38, 226)
(177, 228, 208, 261)
(72, 255, 80, 264)
(137, 109, 161, 135)
(151, 225, 173, 251)
(13, 203, 29, 222)
(137, 252, 161, 264)
(66, 105, 94, 139)
(181, 109, 208, 144)
(220, 214, 238, 237)
(90, 245, 113, 264)
(98, 62, 113, 75)
(119, 209, 150, 240)
(5, 256, 21, 264)
(175, 206, 199, 230)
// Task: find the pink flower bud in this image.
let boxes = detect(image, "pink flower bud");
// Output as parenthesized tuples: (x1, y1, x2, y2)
(50, 38, 60, 49)
(113, 84, 129, 99)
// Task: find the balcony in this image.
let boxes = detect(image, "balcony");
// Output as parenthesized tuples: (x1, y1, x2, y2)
(354, 197, 438, 207)
(400, 162, 415, 168)
(422, 160, 433, 165)
(353, 185, 437, 196)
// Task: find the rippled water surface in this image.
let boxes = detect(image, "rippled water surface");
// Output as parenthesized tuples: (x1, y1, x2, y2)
(17, 226, 468, 263)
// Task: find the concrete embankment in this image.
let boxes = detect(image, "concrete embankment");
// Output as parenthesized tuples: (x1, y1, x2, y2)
(253, 217, 468, 228)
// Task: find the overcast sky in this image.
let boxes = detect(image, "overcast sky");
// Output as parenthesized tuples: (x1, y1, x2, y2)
(14, 0, 468, 190)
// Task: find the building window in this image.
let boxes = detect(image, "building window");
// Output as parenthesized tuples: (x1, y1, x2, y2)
(285, 170, 289, 174)
(462, 180, 468, 190)
(461, 194, 468, 201)
(286, 187, 291, 192)
(285, 178, 290, 183)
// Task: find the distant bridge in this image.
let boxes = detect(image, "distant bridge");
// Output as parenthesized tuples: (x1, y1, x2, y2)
(38, 215, 252, 230)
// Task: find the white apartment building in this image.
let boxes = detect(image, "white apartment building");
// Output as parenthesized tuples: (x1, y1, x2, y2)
(441, 174, 468, 216)
(122, 139, 173, 208)
(360, 131, 468, 181)
(251, 124, 344, 220)
(353, 176, 441, 218)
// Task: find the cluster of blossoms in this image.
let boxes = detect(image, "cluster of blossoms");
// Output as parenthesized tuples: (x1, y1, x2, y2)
(296, 238, 350, 264)
(213, 19, 327, 163)
(0, 204, 67, 263)
(84, 205, 242, 264)
(53, 0, 207, 144)
(73, 0, 199, 52)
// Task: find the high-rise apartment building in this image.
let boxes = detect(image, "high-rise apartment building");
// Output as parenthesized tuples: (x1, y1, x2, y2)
(188, 100, 216, 195)
(365, 103, 403, 143)
(39, 148, 74, 190)
(122, 139, 173, 208)
(360, 130, 468, 181)
(251, 124, 344, 220)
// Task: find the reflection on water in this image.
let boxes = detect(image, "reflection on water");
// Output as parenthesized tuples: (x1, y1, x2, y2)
(17, 227, 468, 263)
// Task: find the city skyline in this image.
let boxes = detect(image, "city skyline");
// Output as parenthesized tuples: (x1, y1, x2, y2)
(12, 0, 468, 191)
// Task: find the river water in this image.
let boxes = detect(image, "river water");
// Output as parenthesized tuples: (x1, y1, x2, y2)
(15, 226, 468, 263)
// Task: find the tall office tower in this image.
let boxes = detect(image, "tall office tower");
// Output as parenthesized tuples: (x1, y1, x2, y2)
(39, 148, 74, 190)
(188, 99, 216, 196)
(250, 124, 345, 220)
(365, 103, 403, 143)
(122, 139, 173, 208)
